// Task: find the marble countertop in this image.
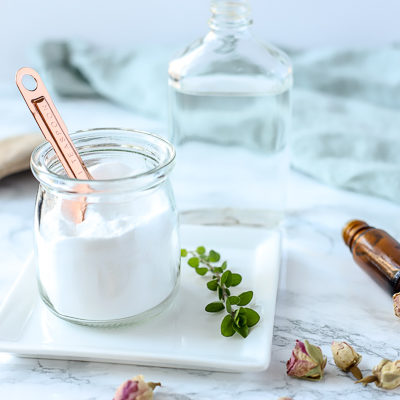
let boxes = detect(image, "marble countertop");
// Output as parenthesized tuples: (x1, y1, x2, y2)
(1, 95, 400, 399)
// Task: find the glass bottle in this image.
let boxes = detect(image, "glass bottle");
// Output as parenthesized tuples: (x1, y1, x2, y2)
(168, 0, 293, 224)
(31, 128, 180, 326)
(343, 220, 400, 294)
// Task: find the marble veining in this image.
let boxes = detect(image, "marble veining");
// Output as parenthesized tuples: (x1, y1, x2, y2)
(1, 102, 400, 398)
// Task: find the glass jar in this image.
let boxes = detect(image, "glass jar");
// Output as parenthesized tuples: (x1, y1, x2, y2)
(30, 128, 180, 326)
(169, 0, 292, 222)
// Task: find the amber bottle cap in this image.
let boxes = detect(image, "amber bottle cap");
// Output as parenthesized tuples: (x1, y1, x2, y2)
(342, 220, 370, 248)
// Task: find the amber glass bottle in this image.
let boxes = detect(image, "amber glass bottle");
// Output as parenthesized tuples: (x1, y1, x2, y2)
(343, 220, 400, 294)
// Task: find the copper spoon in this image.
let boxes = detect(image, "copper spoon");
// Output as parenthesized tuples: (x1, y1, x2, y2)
(16, 67, 93, 223)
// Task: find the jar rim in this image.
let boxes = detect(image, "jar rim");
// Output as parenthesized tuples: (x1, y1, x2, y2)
(30, 128, 176, 193)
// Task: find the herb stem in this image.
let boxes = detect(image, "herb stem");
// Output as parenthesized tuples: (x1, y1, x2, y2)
(189, 250, 231, 304)
(182, 246, 260, 338)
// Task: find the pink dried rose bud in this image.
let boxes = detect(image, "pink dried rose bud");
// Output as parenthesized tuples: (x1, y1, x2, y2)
(113, 375, 161, 400)
(286, 339, 327, 381)
(357, 359, 400, 390)
(331, 341, 362, 379)
(393, 293, 400, 318)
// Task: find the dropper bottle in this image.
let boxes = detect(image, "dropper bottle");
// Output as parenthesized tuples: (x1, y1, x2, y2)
(343, 220, 400, 295)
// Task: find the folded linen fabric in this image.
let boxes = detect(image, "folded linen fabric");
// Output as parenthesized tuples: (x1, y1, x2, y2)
(9, 42, 400, 203)
(34, 41, 173, 119)
(291, 88, 400, 202)
(291, 45, 400, 203)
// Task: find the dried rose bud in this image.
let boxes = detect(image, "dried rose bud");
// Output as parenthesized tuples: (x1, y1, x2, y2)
(286, 339, 327, 381)
(331, 341, 362, 379)
(357, 359, 400, 390)
(277, 397, 293, 400)
(113, 375, 161, 400)
(393, 293, 400, 318)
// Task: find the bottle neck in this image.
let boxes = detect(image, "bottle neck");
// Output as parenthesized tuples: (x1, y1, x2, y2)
(209, 0, 252, 32)
(342, 220, 371, 250)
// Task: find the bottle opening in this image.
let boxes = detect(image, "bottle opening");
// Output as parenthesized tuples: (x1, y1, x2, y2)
(342, 220, 370, 249)
(209, 0, 252, 30)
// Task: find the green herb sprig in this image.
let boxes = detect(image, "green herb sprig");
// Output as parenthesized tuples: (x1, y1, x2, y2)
(181, 246, 260, 338)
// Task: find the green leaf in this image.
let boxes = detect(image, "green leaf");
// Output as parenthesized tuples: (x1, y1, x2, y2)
(213, 267, 223, 274)
(225, 269, 232, 287)
(221, 315, 235, 337)
(207, 279, 218, 291)
(226, 297, 232, 313)
(205, 302, 225, 312)
(218, 286, 223, 300)
(225, 288, 231, 296)
(233, 323, 249, 338)
(238, 291, 253, 306)
(181, 249, 188, 257)
(235, 308, 248, 327)
(221, 261, 228, 270)
(220, 270, 231, 285)
(243, 308, 260, 327)
(196, 246, 206, 255)
(188, 257, 199, 268)
(209, 250, 220, 262)
(195, 267, 208, 276)
(228, 295, 240, 305)
(230, 273, 242, 287)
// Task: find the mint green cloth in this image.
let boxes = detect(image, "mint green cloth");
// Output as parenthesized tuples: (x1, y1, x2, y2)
(291, 45, 400, 203)
(34, 41, 172, 119)
(34, 41, 400, 203)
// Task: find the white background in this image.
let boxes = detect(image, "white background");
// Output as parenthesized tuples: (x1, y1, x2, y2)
(1, 0, 399, 79)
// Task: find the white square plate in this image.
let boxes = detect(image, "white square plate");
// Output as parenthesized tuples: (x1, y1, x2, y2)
(0, 225, 280, 372)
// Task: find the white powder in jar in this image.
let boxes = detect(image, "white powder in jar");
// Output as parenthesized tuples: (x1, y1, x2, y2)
(36, 161, 180, 321)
